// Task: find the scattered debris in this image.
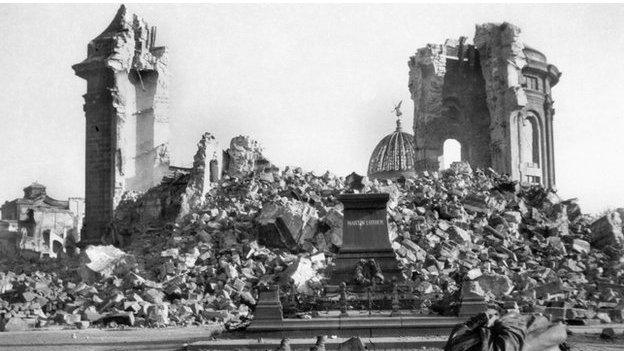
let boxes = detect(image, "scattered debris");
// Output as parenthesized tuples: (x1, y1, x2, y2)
(1, 163, 623, 331)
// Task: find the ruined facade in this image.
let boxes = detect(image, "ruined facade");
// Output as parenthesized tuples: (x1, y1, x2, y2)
(73, 5, 170, 245)
(408, 23, 560, 187)
(222, 135, 273, 179)
(0, 183, 84, 258)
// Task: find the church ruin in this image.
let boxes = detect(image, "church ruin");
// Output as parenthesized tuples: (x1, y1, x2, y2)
(72, 6, 170, 245)
(408, 23, 561, 188)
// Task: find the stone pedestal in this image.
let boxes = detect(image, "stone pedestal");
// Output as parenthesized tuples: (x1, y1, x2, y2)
(458, 283, 486, 317)
(330, 193, 401, 284)
(253, 285, 283, 322)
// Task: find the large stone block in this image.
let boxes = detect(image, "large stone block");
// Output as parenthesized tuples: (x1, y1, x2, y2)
(591, 212, 623, 249)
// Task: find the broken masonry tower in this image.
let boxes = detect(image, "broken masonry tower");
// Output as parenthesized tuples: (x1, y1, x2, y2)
(409, 23, 561, 188)
(72, 5, 170, 245)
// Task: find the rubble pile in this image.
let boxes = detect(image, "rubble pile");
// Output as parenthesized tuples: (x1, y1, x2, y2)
(2, 161, 624, 331)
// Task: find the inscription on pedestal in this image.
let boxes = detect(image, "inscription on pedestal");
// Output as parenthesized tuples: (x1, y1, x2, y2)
(330, 193, 401, 284)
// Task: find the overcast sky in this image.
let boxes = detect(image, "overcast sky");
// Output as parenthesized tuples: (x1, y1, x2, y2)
(0, 3, 623, 214)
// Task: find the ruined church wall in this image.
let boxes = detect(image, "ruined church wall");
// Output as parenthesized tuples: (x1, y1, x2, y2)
(408, 44, 446, 171)
(474, 23, 528, 180)
(409, 23, 558, 187)
(83, 69, 116, 245)
(439, 56, 492, 170)
(73, 6, 170, 244)
(408, 43, 492, 171)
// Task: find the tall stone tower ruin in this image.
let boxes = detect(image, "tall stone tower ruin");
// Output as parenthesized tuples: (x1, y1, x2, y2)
(408, 23, 560, 188)
(73, 5, 170, 245)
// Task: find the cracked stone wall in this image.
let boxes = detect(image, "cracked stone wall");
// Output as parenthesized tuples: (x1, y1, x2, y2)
(408, 39, 491, 171)
(73, 5, 170, 245)
(178, 133, 220, 219)
(223, 135, 272, 179)
(409, 22, 559, 188)
(474, 23, 528, 181)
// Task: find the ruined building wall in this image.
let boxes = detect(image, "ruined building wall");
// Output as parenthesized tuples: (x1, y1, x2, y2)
(473, 23, 528, 182)
(73, 6, 170, 245)
(408, 40, 491, 171)
(409, 23, 560, 188)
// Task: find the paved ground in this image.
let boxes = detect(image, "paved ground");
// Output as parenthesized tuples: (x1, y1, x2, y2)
(0, 325, 623, 350)
(0, 326, 222, 351)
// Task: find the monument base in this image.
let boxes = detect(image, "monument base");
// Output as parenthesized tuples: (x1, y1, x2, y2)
(329, 248, 402, 285)
(252, 285, 283, 322)
(458, 288, 487, 317)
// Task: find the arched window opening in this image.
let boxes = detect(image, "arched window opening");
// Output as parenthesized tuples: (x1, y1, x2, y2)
(440, 139, 462, 170)
(520, 115, 540, 167)
(42, 229, 51, 247)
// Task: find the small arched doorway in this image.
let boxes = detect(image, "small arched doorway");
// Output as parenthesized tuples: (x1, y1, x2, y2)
(440, 139, 462, 170)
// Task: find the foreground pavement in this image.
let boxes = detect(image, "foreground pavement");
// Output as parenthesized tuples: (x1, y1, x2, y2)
(0, 325, 623, 351)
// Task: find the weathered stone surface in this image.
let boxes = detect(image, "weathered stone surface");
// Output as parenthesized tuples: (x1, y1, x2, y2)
(178, 133, 220, 219)
(73, 5, 171, 245)
(321, 208, 343, 247)
(590, 212, 623, 249)
(256, 199, 319, 246)
(572, 239, 591, 254)
(409, 22, 559, 188)
(476, 273, 514, 298)
(223, 136, 271, 178)
(283, 257, 317, 294)
(474, 23, 528, 181)
(78, 245, 137, 281)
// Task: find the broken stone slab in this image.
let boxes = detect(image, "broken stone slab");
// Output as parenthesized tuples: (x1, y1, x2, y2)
(223, 135, 271, 178)
(466, 268, 483, 280)
(590, 212, 623, 249)
(281, 257, 318, 295)
(256, 199, 319, 245)
(475, 273, 514, 298)
(449, 225, 471, 243)
(448, 161, 472, 175)
(78, 245, 138, 282)
(321, 208, 343, 247)
(142, 288, 165, 304)
(147, 304, 170, 326)
(257, 217, 299, 251)
(572, 239, 590, 254)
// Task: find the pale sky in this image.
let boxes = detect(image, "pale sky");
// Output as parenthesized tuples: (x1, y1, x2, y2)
(1, 4, 623, 214)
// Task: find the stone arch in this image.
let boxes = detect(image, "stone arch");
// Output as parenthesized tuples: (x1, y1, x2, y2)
(414, 97, 483, 171)
(441, 139, 462, 170)
(517, 110, 545, 184)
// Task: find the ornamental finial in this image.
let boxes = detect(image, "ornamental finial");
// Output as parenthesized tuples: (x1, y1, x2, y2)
(392, 100, 403, 132)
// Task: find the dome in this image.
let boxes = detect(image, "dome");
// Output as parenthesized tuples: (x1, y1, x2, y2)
(367, 119, 416, 180)
(523, 44, 547, 63)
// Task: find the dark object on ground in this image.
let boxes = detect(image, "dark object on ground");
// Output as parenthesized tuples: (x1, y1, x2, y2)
(310, 335, 327, 351)
(600, 327, 615, 339)
(338, 337, 367, 350)
(444, 312, 567, 351)
(276, 337, 291, 351)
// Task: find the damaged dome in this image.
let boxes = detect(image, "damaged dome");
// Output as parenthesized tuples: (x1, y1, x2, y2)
(367, 119, 416, 180)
